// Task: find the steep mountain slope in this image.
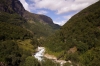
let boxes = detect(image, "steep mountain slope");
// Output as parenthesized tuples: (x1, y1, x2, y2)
(44, 1, 100, 66)
(0, 0, 60, 38)
(0, 0, 34, 66)
(0, 0, 60, 66)
(23, 11, 60, 38)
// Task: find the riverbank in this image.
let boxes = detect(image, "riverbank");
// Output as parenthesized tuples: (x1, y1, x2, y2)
(34, 47, 72, 66)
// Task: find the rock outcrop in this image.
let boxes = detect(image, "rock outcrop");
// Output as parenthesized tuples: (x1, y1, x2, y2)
(0, 0, 25, 15)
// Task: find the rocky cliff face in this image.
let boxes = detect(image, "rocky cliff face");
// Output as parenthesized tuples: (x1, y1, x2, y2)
(23, 11, 55, 25)
(0, 0, 59, 26)
(12, 0, 25, 16)
(0, 0, 25, 16)
(39, 15, 54, 24)
(0, 0, 13, 13)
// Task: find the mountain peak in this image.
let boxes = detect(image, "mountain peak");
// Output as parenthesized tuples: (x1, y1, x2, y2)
(0, 0, 25, 16)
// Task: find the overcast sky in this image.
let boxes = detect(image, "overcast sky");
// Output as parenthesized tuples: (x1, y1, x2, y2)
(19, 0, 99, 26)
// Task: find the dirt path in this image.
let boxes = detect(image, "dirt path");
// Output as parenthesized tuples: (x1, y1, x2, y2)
(44, 53, 71, 66)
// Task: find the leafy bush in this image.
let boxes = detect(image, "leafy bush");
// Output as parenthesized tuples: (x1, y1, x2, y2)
(24, 56, 40, 66)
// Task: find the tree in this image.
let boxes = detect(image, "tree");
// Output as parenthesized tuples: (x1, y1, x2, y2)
(24, 56, 40, 66)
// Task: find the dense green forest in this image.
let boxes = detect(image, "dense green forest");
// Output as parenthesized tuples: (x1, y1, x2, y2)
(0, 11, 33, 66)
(44, 1, 100, 66)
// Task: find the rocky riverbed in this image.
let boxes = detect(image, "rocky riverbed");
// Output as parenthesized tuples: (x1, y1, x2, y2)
(34, 47, 72, 66)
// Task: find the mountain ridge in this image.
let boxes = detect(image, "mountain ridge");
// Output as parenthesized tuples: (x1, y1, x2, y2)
(0, 0, 60, 38)
(0, 0, 59, 26)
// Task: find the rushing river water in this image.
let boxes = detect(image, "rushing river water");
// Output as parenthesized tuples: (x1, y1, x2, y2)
(34, 47, 72, 66)
(34, 47, 45, 61)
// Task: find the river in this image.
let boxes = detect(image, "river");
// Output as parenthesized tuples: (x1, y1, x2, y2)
(34, 47, 72, 66)
(34, 47, 45, 61)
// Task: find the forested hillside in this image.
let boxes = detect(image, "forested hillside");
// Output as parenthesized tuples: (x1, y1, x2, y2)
(0, 0, 60, 66)
(1, 0, 100, 66)
(44, 1, 100, 66)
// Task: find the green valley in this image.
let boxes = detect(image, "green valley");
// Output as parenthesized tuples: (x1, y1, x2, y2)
(0, 0, 100, 66)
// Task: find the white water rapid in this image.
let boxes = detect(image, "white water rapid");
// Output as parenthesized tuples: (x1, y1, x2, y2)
(34, 47, 45, 61)
(34, 47, 72, 66)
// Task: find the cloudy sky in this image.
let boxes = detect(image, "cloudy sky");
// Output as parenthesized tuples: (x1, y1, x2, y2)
(19, 0, 99, 25)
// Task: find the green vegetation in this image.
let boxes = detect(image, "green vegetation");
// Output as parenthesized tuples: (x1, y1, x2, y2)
(0, 12, 26, 26)
(1, 0, 100, 66)
(0, 0, 60, 66)
(45, 47, 65, 58)
(17, 39, 35, 53)
(41, 58, 60, 66)
(79, 47, 100, 66)
(0, 22, 32, 40)
(24, 20, 59, 39)
(0, 39, 38, 66)
(0, 12, 33, 66)
(24, 56, 40, 66)
(24, 57, 60, 66)
(44, 1, 100, 66)
(0, 40, 21, 66)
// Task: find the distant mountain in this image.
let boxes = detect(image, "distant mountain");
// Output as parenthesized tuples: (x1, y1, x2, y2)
(0, 0, 60, 26)
(44, 1, 100, 66)
(0, 0, 60, 38)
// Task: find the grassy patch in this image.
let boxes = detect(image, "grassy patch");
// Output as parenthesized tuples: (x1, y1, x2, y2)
(45, 47, 65, 59)
(17, 39, 34, 53)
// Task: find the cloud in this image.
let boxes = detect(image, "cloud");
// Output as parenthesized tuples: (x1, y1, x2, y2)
(29, 0, 99, 14)
(63, 15, 72, 20)
(56, 15, 72, 26)
(37, 10, 48, 15)
(54, 20, 67, 26)
(19, 0, 30, 11)
(54, 12, 78, 26)
(20, 0, 99, 25)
